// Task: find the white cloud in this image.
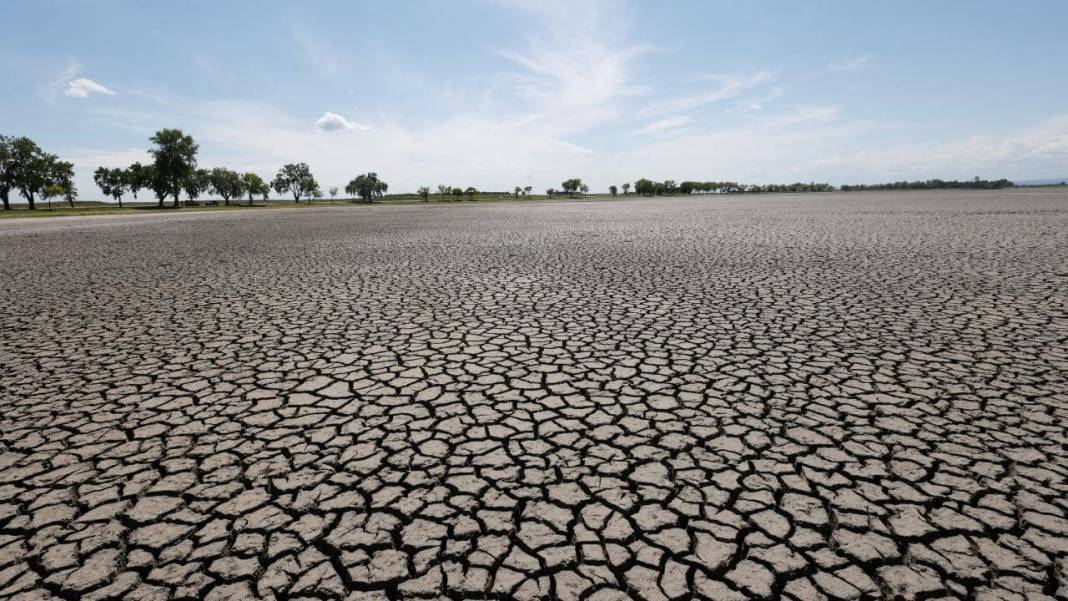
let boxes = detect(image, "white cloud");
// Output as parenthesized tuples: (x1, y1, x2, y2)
(637, 71, 774, 118)
(810, 114, 1068, 181)
(65, 77, 115, 98)
(496, 0, 647, 133)
(635, 116, 691, 135)
(829, 53, 874, 72)
(315, 112, 369, 132)
(55, 3, 1068, 199)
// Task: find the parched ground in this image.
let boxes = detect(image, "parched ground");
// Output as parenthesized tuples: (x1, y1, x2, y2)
(1, 190, 1066, 601)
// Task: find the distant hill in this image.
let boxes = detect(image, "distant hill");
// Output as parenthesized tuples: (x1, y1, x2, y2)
(1015, 178, 1068, 186)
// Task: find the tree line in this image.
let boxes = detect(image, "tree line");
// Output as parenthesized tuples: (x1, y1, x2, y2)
(94, 130, 321, 209)
(839, 178, 1014, 191)
(2, 129, 1020, 211)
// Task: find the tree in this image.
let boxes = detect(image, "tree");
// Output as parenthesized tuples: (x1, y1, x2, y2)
(242, 173, 268, 206)
(42, 184, 63, 209)
(632, 178, 653, 196)
(452, 187, 463, 201)
(0, 135, 13, 210)
(524, 186, 532, 196)
(51, 161, 76, 208)
(148, 129, 198, 208)
(272, 163, 318, 203)
(111, 168, 129, 207)
(94, 167, 115, 206)
(417, 186, 430, 202)
(561, 178, 583, 198)
(209, 168, 244, 206)
(514, 186, 522, 197)
(579, 183, 589, 196)
(546, 188, 554, 197)
(9, 137, 54, 210)
(465, 186, 478, 201)
(127, 162, 150, 200)
(622, 182, 630, 195)
(328, 186, 339, 201)
(437, 184, 449, 202)
(609, 185, 618, 196)
(345, 172, 388, 203)
(184, 169, 211, 204)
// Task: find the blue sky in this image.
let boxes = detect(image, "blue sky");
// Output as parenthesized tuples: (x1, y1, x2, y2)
(2, 0, 1067, 198)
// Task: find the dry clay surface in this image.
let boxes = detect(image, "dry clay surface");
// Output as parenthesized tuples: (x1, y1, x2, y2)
(1, 190, 1067, 601)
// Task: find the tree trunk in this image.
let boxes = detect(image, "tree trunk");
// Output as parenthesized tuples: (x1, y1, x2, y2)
(1, 190, 8, 210)
(118, 196, 123, 208)
(27, 192, 35, 210)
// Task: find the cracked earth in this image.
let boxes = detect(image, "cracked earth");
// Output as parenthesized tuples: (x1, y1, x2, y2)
(1, 190, 1067, 601)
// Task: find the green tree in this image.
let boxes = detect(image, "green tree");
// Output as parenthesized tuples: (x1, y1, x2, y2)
(417, 186, 430, 202)
(184, 169, 211, 204)
(209, 168, 244, 206)
(148, 129, 198, 208)
(632, 178, 653, 196)
(561, 178, 583, 198)
(272, 163, 318, 203)
(622, 182, 630, 195)
(9, 137, 54, 210)
(42, 183, 64, 209)
(52, 161, 76, 207)
(452, 187, 463, 201)
(345, 172, 388, 203)
(127, 162, 150, 200)
(0, 135, 13, 210)
(328, 186, 339, 201)
(205, 169, 237, 207)
(465, 186, 478, 201)
(524, 186, 532, 196)
(514, 186, 522, 197)
(580, 183, 589, 196)
(95, 167, 128, 207)
(242, 173, 268, 206)
(94, 167, 114, 205)
(609, 185, 618, 196)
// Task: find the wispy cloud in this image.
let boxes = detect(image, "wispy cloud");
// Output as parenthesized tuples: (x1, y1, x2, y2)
(811, 114, 1068, 181)
(637, 71, 774, 118)
(292, 23, 346, 75)
(64, 77, 115, 98)
(634, 116, 691, 135)
(315, 112, 369, 132)
(495, 0, 647, 132)
(829, 53, 874, 71)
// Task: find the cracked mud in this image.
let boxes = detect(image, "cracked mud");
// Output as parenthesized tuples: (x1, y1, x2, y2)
(1, 190, 1067, 600)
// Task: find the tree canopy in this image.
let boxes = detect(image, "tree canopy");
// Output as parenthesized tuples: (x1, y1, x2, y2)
(345, 172, 388, 203)
(272, 163, 318, 203)
(209, 168, 244, 205)
(94, 167, 129, 208)
(148, 129, 198, 207)
(561, 178, 583, 198)
(241, 173, 269, 206)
